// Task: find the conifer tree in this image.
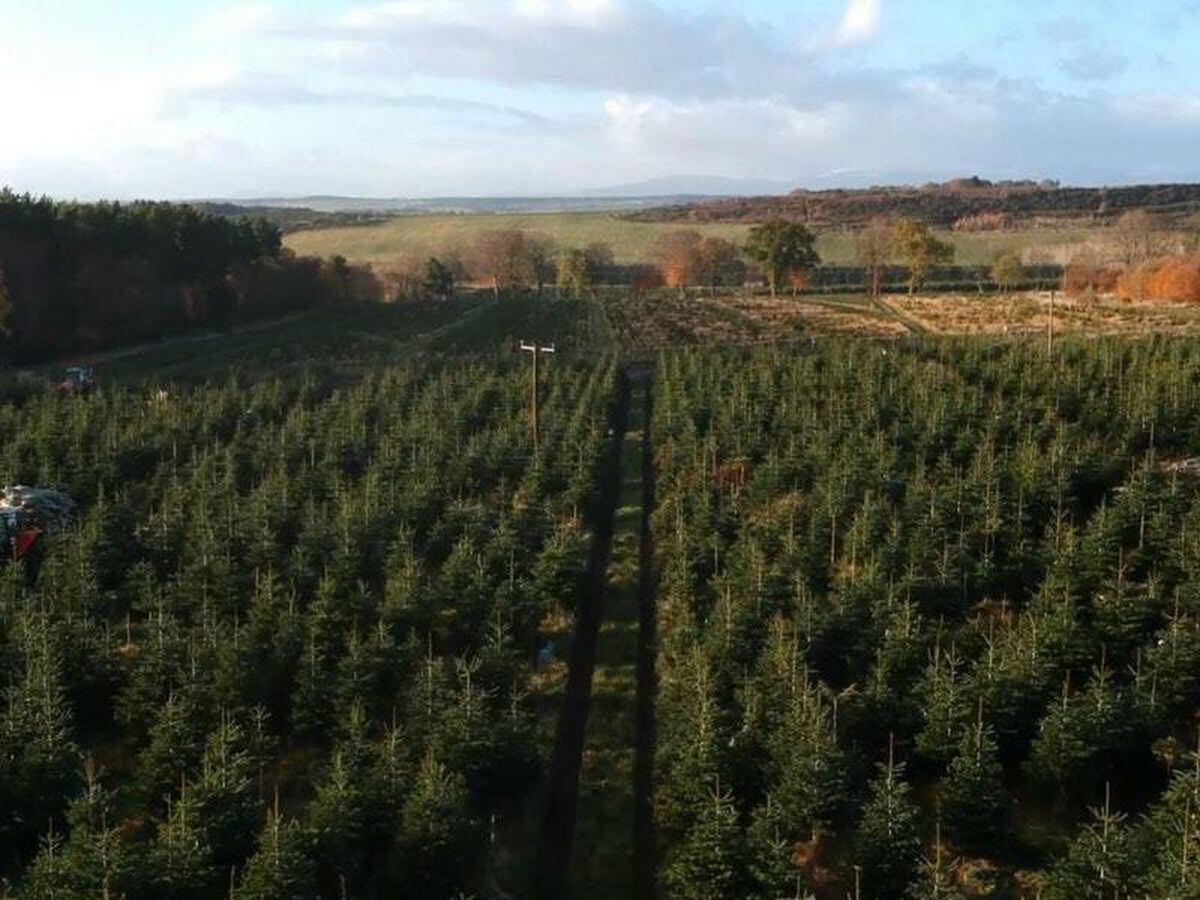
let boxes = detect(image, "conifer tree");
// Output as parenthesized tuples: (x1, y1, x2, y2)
(308, 749, 370, 896)
(148, 785, 218, 900)
(663, 783, 751, 900)
(233, 802, 318, 900)
(192, 717, 261, 874)
(1137, 750, 1200, 897)
(1042, 786, 1138, 900)
(393, 752, 484, 899)
(853, 742, 921, 897)
(21, 764, 140, 899)
(2, 631, 81, 850)
(941, 718, 1007, 853)
(768, 687, 846, 842)
(906, 826, 967, 900)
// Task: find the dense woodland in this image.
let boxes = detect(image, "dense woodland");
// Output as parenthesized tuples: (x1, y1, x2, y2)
(0, 191, 381, 360)
(652, 339, 1200, 898)
(637, 179, 1200, 229)
(0, 349, 616, 897)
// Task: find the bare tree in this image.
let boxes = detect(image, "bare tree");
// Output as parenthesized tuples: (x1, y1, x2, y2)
(1111, 210, 1165, 268)
(473, 230, 531, 298)
(695, 236, 746, 297)
(525, 233, 557, 296)
(857, 218, 892, 298)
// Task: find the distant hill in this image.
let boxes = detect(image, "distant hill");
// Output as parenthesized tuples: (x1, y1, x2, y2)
(629, 178, 1200, 228)
(579, 175, 792, 198)
(207, 194, 728, 219)
(190, 202, 392, 233)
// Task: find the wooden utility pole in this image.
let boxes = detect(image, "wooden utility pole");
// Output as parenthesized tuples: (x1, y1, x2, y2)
(519, 341, 555, 450)
(1048, 288, 1055, 354)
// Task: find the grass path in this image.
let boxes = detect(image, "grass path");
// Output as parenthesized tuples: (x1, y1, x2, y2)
(568, 379, 648, 899)
(66, 300, 484, 381)
(872, 294, 930, 336)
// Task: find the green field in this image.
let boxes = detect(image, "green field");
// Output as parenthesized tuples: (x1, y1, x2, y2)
(285, 211, 752, 268)
(285, 210, 1105, 270)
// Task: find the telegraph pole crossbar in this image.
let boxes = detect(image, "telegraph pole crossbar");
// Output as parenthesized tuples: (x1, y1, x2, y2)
(519, 341, 555, 451)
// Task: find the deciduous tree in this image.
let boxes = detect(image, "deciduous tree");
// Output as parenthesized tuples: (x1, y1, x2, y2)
(991, 252, 1025, 293)
(473, 230, 531, 298)
(857, 218, 892, 297)
(744, 220, 821, 297)
(422, 257, 455, 300)
(893, 220, 954, 294)
(653, 230, 704, 296)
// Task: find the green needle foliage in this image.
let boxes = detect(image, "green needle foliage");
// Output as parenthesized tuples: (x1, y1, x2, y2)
(651, 337, 1200, 897)
(0, 347, 618, 897)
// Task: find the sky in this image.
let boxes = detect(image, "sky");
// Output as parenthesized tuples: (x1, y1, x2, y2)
(1, 0, 1199, 199)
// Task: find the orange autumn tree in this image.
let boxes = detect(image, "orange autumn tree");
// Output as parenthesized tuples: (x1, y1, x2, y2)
(653, 230, 703, 296)
(1117, 262, 1156, 301)
(1146, 256, 1200, 302)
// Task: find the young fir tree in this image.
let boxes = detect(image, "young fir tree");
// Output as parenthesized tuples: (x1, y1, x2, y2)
(906, 826, 967, 900)
(915, 643, 970, 768)
(136, 687, 211, 811)
(1136, 750, 1200, 897)
(853, 742, 922, 898)
(940, 717, 1007, 853)
(746, 794, 812, 900)
(767, 686, 846, 843)
(663, 782, 751, 900)
(2, 631, 81, 851)
(308, 749, 371, 896)
(21, 765, 140, 899)
(393, 752, 484, 899)
(1042, 785, 1139, 900)
(192, 716, 262, 874)
(147, 785, 218, 900)
(658, 656, 725, 837)
(233, 801, 319, 900)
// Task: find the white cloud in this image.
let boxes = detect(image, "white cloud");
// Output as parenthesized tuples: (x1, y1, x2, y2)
(325, 0, 782, 98)
(1058, 47, 1129, 81)
(3, 0, 1199, 198)
(832, 0, 881, 48)
(191, 4, 279, 40)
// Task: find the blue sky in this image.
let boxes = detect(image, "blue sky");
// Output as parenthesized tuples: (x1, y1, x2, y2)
(1, 0, 1198, 198)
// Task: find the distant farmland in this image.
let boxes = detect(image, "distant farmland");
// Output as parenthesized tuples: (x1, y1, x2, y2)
(284, 211, 750, 267)
(284, 209, 1105, 269)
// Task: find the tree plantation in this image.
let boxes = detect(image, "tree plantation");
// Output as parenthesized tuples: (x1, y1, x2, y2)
(651, 338, 1200, 898)
(0, 348, 617, 897)
(4, 290, 1200, 899)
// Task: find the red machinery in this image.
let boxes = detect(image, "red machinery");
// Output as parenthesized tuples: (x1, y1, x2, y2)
(56, 366, 96, 395)
(0, 486, 75, 562)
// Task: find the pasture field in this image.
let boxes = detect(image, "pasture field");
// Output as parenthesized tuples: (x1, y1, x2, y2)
(601, 290, 907, 350)
(284, 209, 1105, 269)
(601, 287, 1200, 350)
(889, 291, 1200, 336)
(284, 211, 752, 268)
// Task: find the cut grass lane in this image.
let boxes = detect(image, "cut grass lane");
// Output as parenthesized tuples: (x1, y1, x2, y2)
(568, 381, 647, 899)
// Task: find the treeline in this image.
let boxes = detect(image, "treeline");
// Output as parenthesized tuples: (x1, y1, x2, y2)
(401, 219, 1054, 301)
(634, 179, 1200, 229)
(192, 202, 393, 235)
(0, 190, 382, 361)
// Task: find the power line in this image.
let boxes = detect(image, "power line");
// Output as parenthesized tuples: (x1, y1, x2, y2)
(519, 341, 555, 451)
